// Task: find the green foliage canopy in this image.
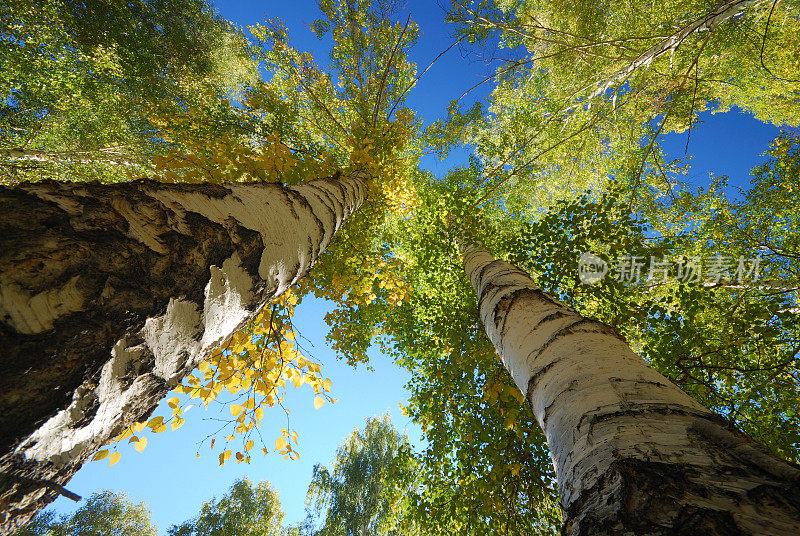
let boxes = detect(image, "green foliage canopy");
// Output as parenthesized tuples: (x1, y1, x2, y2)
(304, 415, 419, 536)
(14, 491, 158, 536)
(167, 479, 284, 536)
(1, 0, 257, 183)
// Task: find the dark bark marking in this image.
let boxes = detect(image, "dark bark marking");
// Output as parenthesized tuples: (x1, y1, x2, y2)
(493, 288, 527, 331)
(526, 360, 558, 401)
(308, 180, 345, 226)
(289, 188, 328, 257)
(542, 379, 579, 428)
(276, 187, 300, 220)
(687, 418, 800, 482)
(521, 317, 594, 367)
(563, 458, 749, 536)
(578, 403, 710, 438)
(69, 393, 100, 430)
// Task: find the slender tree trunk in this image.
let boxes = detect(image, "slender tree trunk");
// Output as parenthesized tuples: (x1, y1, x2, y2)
(0, 171, 368, 534)
(590, 0, 759, 98)
(3, 148, 144, 168)
(463, 244, 800, 536)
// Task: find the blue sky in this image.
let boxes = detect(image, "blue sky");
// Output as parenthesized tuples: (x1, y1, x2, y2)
(49, 296, 421, 531)
(660, 107, 787, 193)
(44, 0, 792, 532)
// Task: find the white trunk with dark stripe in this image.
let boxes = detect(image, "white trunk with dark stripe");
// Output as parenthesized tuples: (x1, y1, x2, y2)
(0, 171, 367, 534)
(463, 245, 800, 536)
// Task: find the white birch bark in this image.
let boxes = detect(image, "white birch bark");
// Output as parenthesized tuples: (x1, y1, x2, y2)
(0, 171, 367, 534)
(590, 0, 762, 98)
(3, 148, 145, 169)
(463, 244, 800, 535)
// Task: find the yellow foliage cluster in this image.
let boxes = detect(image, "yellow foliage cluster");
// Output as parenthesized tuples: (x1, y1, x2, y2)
(149, 132, 298, 183)
(375, 260, 412, 307)
(93, 289, 334, 467)
(381, 171, 418, 218)
(349, 139, 379, 176)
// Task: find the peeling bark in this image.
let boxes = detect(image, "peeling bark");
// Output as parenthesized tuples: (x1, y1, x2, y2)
(463, 245, 800, 536)
(0, 172, 367, 534)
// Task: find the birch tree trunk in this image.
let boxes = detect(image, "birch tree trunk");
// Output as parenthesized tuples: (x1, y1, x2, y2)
(0, 171, 368, 534)
(463, 244, 800, 536)
(590, 0, 761, 98)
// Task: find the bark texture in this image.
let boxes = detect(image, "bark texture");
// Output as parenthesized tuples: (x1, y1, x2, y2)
(463, 245, 800, 536)
(0, 172, 367, 534)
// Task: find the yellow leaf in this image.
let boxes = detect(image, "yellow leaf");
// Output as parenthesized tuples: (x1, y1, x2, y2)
(244, 398, 255, 410)
(109, 452, 121, 467)
(236, 452, 244, 462)
(255, 407, 264, 422)
(153, 424, 167, 434)
(245, 440, 255, 452)
(292, 375, 304, 388)
(147, 416, 164, 429)
(322, 378, 332, 392)
(172, 417, 185, 431)
(275, 437, 288, 451)
(226, 434, 235, 441)
(291, 430, 299, 443)
(92, 449, 109, 461)
(134, 437, 148, 453)
(262, 447, 269, 455)
(134, 422, 146, 433)
(314, 397, 325, 410)
(230, 404, 243, 417)
(116, 426, 133, 442)
(167, 397, 180, 408)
